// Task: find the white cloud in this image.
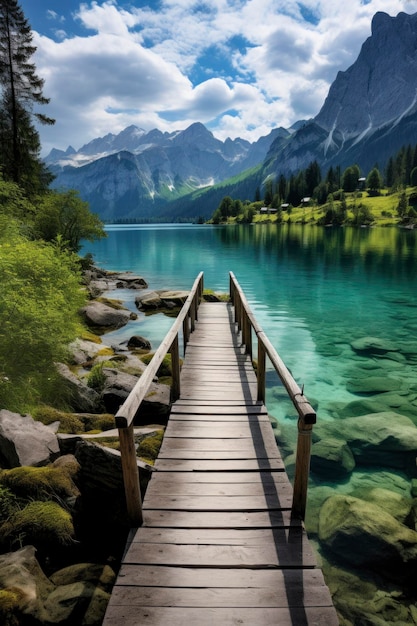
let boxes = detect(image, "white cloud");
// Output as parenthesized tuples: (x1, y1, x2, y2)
(31, 0, 409, 154)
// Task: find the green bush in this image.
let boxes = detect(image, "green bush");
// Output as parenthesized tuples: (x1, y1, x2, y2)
(0, 217, 86, 411)
(87, 362, 107, 391)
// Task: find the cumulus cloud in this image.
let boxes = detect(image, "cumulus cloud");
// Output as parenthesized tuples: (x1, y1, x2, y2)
(29, 0, 407, 154)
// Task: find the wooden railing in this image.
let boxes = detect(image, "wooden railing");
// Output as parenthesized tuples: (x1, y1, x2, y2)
(115, 272, 204, 527)
(229, 271, 316, 520)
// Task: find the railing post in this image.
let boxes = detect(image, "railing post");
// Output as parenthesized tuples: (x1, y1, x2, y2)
(244, 314, 252, 358)
(292, 419, 313, 520)
(183, 315, 190, 353)
(170, 334, 181, 401)
(191, 296, 196, 332)
(118, 424, 143, 527)
(257, 339, 266, 403)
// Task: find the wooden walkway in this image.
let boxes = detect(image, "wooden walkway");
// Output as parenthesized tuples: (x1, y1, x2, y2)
(103, 302, 338, 625)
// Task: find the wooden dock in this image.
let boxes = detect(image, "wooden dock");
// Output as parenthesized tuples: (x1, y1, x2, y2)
(103, 301, 338, 625)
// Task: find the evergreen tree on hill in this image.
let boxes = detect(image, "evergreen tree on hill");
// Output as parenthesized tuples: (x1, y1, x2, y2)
(0, 0, 55, 195)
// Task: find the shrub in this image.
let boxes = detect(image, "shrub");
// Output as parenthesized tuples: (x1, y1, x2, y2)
(87, 362, 107, 391)
(0, 485, 18, 524)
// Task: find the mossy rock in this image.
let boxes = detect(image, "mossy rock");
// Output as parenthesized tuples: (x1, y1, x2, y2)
(137, 431, 164, 464)
(140, 353, 173, 377)
(33, 406, 85, 434)
(1, 501, 75, 549)
(0, 465, 79, 501)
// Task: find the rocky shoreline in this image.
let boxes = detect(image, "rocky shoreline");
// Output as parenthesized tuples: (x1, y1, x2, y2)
(2, 266, 417, 624)
(0, 266, 190, 626)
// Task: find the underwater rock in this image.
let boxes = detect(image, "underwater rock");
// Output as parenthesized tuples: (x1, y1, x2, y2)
(349, 486, 412, 525)
(314, 411, 417, 472)
(346, 376, 402, 394)
(310, 437, 355, 478)
(319, 494, 417, 572)
(350, 336, 398, 355)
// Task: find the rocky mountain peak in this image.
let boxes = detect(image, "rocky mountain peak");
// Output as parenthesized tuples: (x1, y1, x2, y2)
(315, 11, 417, 138)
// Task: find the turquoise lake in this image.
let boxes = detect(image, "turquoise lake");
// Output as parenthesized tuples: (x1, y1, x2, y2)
(83, 222, 417, 512)
(83, 224, 417, 626)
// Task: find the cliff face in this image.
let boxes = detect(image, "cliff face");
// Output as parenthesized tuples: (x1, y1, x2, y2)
(265, 11, 417, 176)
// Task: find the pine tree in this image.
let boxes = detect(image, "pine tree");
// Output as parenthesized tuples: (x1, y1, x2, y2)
(0, 0, 54, 194)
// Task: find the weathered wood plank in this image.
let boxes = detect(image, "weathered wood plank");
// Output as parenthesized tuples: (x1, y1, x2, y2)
(109, 583, 333, 608)
(142, 493, 293, 510)
(141, 509, 298, 528)
(103, 606, 339, 625)
(145, 470, 292, 485)
(128, 527, 302, 546)
(123, 542, 315, 568)
(145, 479, 293, 498)
(153, 457, 285, 471)
(112, 566, 328, 595)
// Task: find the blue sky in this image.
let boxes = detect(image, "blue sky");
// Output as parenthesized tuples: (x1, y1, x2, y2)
(18, 0, 415, 155)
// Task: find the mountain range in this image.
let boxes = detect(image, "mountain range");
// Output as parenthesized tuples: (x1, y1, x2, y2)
(46, 11, 417, 222)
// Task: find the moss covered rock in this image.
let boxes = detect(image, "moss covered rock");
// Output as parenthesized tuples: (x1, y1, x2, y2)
(319, 494, 417, 572)
(1, 501, 74, 551)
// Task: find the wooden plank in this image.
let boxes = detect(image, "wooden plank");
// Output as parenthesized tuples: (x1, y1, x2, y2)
(145, 479, 293, 498)
(123, 543, 315, 568)
(109, 584, 332, 607)
(153, 458, 285, 471)
(170, 405, 268, 414)
(145, 470, 292, 485)
(112, 567, 329, 597)
(141, 509, 298, 528)
(103, 606, 339, 625)
(128, 527, 302, 546)
(142, 493, 293, 510)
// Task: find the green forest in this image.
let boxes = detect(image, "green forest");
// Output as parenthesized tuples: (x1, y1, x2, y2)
(210, 150, 417, 226)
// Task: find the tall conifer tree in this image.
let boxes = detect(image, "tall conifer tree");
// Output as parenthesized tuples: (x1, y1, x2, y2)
(0, 0, 54, 194)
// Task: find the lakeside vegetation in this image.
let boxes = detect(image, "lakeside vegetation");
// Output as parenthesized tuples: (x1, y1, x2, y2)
(0, 1, 106, 413)
(209, 146, 417, 228)
(211, 185, 417, 227)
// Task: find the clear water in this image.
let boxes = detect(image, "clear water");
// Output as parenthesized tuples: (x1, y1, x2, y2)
(83, 222, 417, 479)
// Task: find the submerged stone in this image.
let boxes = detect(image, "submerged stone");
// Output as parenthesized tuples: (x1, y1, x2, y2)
(310, 437, 355, 478)
(346, 376, 402, 394)
(319, 494, 417, 571)
(350, 336, 399, 355)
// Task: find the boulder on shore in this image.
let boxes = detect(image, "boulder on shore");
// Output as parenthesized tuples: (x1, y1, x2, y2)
(56, 363, 102, 413)
(135, 289, 189, 310)
(101, 367, 171, 418)
(80, 301, 133, 329)
(0, 410, 60, 468)
(0, 545, 115, 625)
